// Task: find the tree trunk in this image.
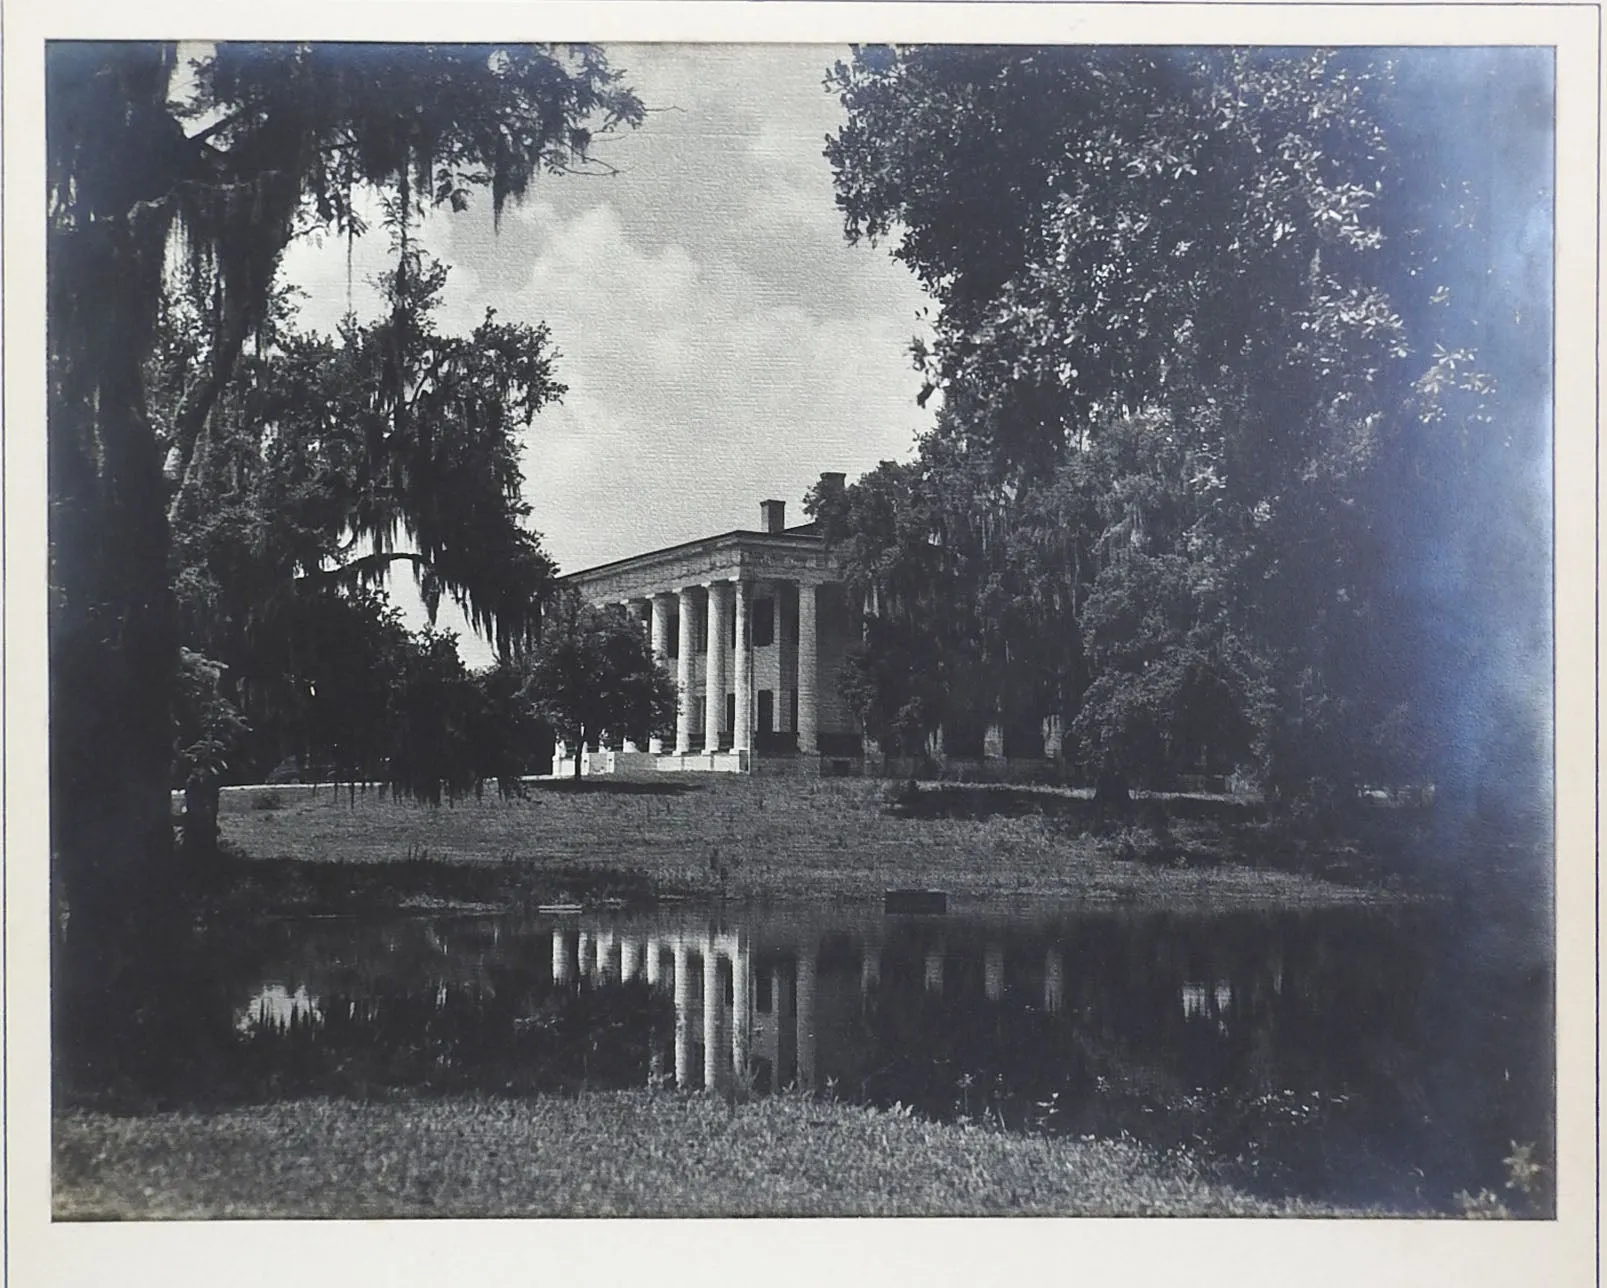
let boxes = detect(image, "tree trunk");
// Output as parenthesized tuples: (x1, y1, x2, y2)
(48, 46, 194, 1093)
(181, 773, 222, 860)
(1094, 763, 1132, 809)
(572, 725, 585, 779)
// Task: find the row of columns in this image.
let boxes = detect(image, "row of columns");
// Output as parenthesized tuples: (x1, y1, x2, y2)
(619, 579, 819, 757)
(555, 927, 1066, 1011)
(553, 927, 1068, 1082)
(551, 926, 818, 1092)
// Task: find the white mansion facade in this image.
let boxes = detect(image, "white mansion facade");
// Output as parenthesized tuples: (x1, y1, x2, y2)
(558, 490, 861, 774)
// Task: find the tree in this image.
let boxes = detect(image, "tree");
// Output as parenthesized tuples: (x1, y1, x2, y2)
(164, 246, 563, 831)
(807, 428, 1076, 761)
(1062, 409, 1268, 797)
(385, 628, 482, 805)
(524, 597, 677, 779)
(172, 648, 249, 858)
(825, 46, 1550, 809)
(808, 459, 955, 755)
(465, 660, 554, 791)
(48, 40, 641, 1083)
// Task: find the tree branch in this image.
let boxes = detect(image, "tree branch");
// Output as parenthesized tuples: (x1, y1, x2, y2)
(295, 550, 431, 588)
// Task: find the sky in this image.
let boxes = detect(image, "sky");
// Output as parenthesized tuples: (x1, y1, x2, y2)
(278, 44, 935, 666)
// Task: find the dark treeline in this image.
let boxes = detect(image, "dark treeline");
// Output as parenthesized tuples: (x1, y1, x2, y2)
(48, 41, 646, 1085)
(813, 46, 1553, 824)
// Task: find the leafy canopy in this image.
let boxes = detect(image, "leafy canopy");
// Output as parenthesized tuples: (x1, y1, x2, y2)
(524, 595, 678, 776)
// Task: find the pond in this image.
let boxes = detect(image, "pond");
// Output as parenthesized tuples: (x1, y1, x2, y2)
(217, 896, 1552, 1215)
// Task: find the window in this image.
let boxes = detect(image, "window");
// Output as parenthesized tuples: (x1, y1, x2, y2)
(753, 597, 775, 647)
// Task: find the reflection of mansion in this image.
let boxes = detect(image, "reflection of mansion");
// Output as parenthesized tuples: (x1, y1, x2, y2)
(558, 489, 862, 774)
(234, 906, 1277, 1098)
(548, 913, 1072, 1095)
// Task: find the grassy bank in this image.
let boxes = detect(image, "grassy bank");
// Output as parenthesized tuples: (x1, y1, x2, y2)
(53, 1090, 1355, 1219)
(208, 776, 1413, 916)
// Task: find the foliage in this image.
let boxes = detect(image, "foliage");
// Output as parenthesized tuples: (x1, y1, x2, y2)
(172, 647, 250, 856)
(823, 45, 1551, 808)
(163, 245, 563, 793)
(47, 39, 642, 1082)
(466, 659, 554, 792)
(523, 595, 679, 778)
(173, 648, 249, 792)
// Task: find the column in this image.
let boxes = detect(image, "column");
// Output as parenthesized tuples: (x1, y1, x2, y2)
(645, 935, 663, 987)
(730, 937, 750, 1083)
(795, 947, 817, 1091)
(620, 599, 642, 752)
(983, 715, 1006, 761)
(593, 928, 616, 983)
(577, 930, 594, 978)
(924, 945, 945, 996)
(672, 938, 692, 1088)
(796, 582, 818, 754)
(649, 595, 672, 753)
(704, 581, 727, 754)
(552, 927, 573, 987)
(675, 587, 696, 754)
(860, 943, 881, 996)
(620, 938, 640, 983)
(1043, 713, 1064, 759)
(703, 941, 723, 1092)
(1044, 946, 1065, 1014)
(732, 579, 753, 754)
(984, 943, 1005, 1003)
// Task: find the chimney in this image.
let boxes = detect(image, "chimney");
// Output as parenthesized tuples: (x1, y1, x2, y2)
(819, 471, 847, 492)
(760, 499, 786, 533)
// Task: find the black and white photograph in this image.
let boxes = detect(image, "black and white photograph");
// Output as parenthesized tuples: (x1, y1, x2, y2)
(4, 2, 1599, 1283)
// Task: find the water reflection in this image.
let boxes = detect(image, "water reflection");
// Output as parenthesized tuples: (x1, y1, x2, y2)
(224, 901, 1551, 1213)
(236, 983, 320, 1033)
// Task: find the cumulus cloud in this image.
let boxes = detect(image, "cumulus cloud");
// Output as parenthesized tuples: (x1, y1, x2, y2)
(278, 44, 934, 665)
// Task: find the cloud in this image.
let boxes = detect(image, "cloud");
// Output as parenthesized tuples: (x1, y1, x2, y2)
(509, 198, 928, 566)
(276, 44, 935, 665)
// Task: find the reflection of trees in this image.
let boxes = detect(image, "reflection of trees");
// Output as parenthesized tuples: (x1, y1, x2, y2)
(839, 908, 1510, 1208)
(150, 915, 674, 1105)
(235, 973, 672, 1102)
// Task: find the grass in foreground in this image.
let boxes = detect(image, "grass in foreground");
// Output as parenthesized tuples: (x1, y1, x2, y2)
(211, 776, 1407, 915)
(53, 1090, 1355, 1219)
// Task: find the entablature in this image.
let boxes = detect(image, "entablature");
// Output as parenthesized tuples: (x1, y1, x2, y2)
(564, 531, 841, 604)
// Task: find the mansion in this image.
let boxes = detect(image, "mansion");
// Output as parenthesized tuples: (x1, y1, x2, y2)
(558, 485, 862, 775)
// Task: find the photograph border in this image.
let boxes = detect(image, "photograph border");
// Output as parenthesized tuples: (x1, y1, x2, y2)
(3, 3, 1598, 1285)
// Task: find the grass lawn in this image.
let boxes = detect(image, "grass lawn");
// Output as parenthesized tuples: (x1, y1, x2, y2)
(52, 1090, 1355, 1219)
(211, 775, 1405, 914)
